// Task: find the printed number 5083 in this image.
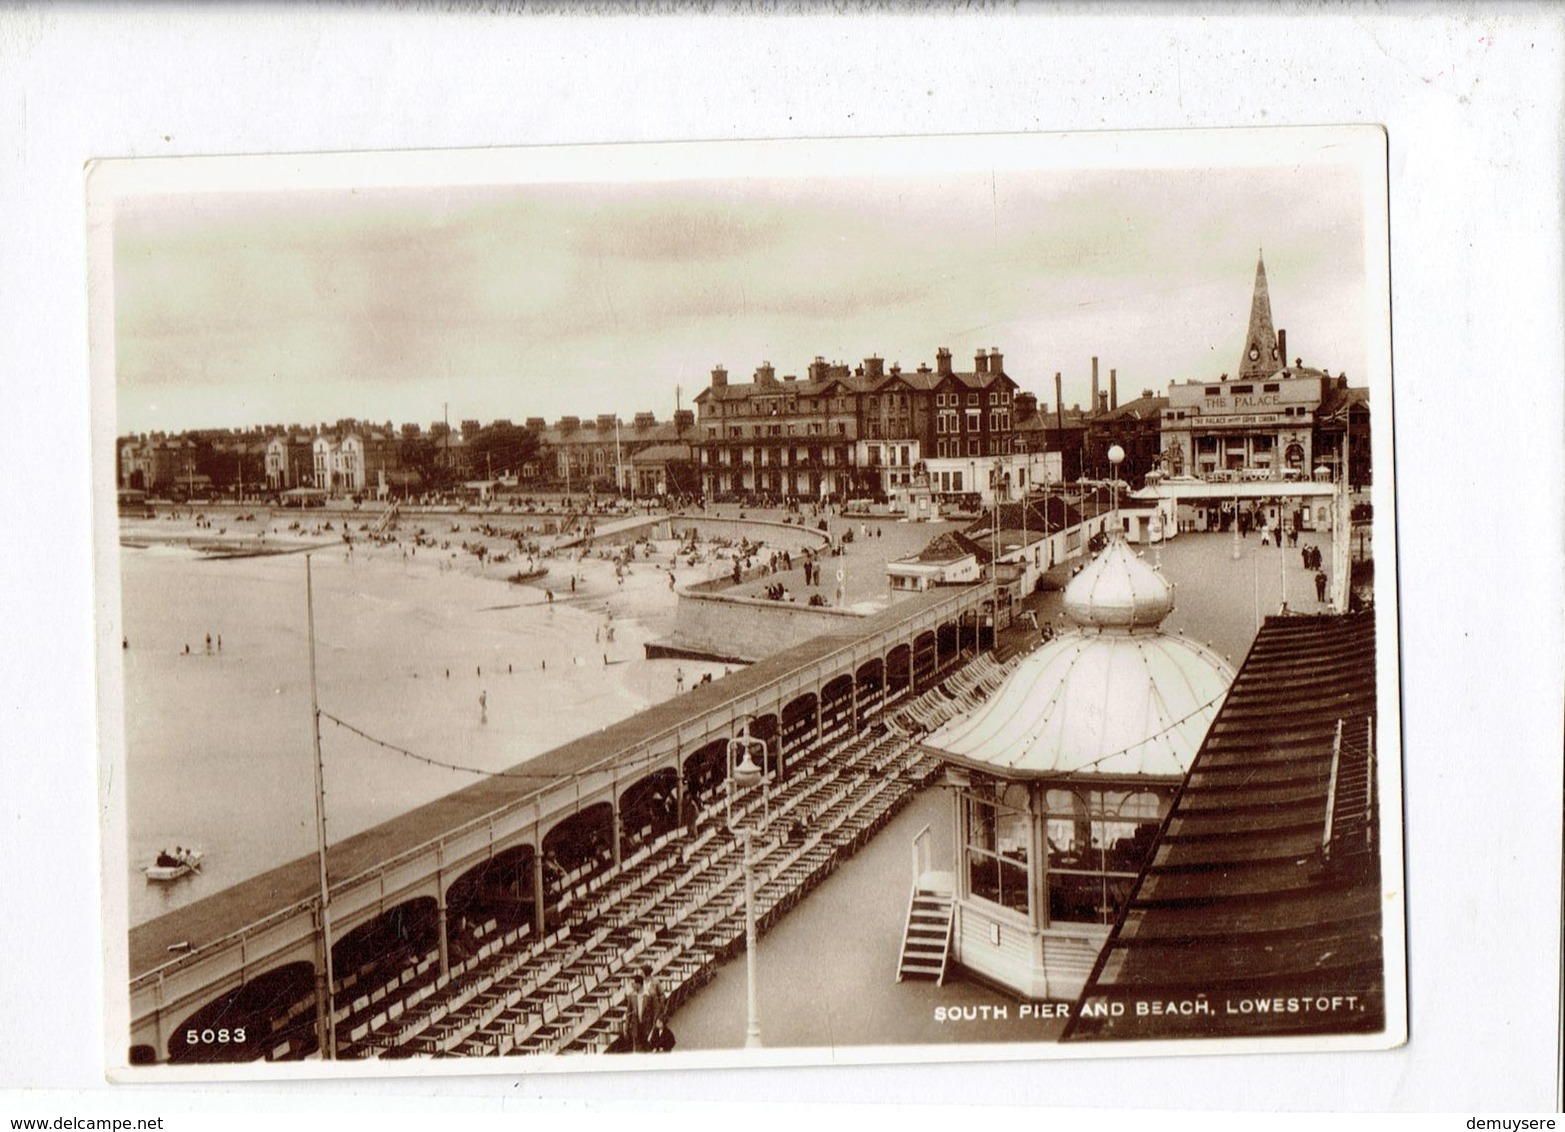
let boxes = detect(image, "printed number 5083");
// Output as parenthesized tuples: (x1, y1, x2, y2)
(186, 1027, 246, 1044)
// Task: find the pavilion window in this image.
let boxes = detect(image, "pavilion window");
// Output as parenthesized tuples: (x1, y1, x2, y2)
(1044, 788, 1164, 926)
(963, 778, 1032, 917)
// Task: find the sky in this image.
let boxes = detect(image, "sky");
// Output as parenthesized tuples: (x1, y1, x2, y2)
(111, 151, 1372, 436)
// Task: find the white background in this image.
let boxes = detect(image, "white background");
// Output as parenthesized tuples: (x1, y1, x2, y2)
(1, 2, 1561, 1118)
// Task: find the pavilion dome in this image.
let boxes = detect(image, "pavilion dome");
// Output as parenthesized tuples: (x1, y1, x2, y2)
(1061, 535, 1175, 630)
(925, 538, 1233, 778)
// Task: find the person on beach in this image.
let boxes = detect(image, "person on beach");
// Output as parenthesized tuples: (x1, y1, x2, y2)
(675, 668, 685, 694)
(479, 690, 487, 724)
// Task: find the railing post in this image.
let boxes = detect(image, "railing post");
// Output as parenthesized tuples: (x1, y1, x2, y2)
(1322, 718, 1344, 857)
(1365, 716, 1376, 847)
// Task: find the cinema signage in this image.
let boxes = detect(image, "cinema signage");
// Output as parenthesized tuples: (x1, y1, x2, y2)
(1205, 413, 1287, 428)
(1201, 393, 1282, 412)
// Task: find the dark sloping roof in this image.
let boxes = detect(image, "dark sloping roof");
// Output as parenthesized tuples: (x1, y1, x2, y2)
(629, 443, 694, 464)
(909, 529, 984, 563)
(1093, 394, 1168, 422)
(1063, 610, 1384, 1041)
(963, 497, 1085, 537)
(1318, 383, 1371, 419)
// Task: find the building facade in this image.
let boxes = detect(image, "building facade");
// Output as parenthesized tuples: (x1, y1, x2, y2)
(1158, 254, 1371, 488)
(694, 347, 1019, 502)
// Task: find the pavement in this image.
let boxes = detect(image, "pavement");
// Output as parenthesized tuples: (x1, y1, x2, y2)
(668, 787, 1070, 1052)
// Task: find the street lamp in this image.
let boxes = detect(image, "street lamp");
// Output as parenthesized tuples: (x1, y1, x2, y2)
(1107, 445, 1125, 537)
(725, 726, 771, 1050)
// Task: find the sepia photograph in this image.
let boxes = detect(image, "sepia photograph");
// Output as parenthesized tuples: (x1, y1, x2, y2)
(90, 127, 1402, 1077)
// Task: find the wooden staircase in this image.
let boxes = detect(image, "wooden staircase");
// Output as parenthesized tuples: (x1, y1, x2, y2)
(896, 826, 955, 983)
(896, 884, 955, 983)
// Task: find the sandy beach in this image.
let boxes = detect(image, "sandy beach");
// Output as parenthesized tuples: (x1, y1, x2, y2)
(117, 505, 780, 926)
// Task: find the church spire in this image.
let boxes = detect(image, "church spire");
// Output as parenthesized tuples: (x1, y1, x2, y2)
(1238, 250, 1280, 381)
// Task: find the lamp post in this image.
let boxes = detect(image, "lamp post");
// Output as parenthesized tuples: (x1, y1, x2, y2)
(725, 726, 770, 1049)
(1107, 445, 1125, 540)
(1232, 483, 1242, 561)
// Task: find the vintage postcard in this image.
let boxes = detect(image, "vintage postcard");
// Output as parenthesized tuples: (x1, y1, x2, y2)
(89, 127, 1404, 1079)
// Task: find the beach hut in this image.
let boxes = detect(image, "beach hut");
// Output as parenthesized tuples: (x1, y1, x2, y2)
(919, 534, 1235, 1000)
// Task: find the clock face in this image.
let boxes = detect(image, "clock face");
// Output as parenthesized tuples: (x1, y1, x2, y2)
(1270, 346, 1280, 360)
(1248, 345, 1260, 361)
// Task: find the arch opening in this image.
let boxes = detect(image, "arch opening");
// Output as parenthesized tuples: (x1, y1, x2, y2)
(542, 801, 616, 903)
(446, 845, 536, 954)
(619, 769, 679, 853)
(886, 644, 912, 696)
(168, 961, 318, 1064)
(819, 674, 855, 739)
(332, 897, 440, 993)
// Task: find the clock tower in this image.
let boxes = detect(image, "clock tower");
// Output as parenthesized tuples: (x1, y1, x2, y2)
(1238, 251, 1281, 382)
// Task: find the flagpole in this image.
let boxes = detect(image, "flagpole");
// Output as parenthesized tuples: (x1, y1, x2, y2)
(306, 555, 337, 1059)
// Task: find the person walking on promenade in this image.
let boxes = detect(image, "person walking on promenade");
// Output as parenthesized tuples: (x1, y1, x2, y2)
(675, 667, 685, 694)
(1314, 568, 1328, 603)
(629, 968, 669, 1052)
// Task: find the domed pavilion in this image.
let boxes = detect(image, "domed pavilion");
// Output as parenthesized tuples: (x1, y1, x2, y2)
(921, 533, 1235, 1001)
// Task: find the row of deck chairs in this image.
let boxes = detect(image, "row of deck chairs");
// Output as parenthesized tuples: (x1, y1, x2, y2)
(888, 652, 1022, 736)
(330, 684, 974, 1060)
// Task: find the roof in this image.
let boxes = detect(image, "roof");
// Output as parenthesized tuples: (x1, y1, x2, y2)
(1063, 610, 1383, 1041)
(629, 443, 694, 465)
(964, 498, 1085, 538)
(1318, 383, 1371, 420)
(924, 628, 1233, 779)
(906, 530, 983, 564)
(1060, 536, 1174, 629)
(923, 537, 1233, 779)
(694, 364, 1015, 405)
(1093, 394, 1168, 422)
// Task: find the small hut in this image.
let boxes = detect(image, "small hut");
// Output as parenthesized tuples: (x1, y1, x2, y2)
(921, 534, 1235, 1000)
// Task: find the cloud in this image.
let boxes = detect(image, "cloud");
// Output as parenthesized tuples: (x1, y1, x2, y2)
(110, 160, 1371, 433)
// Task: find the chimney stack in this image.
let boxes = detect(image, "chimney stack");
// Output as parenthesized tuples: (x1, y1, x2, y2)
(1110, 368, 1118, 410)
(1090, 357, 1099, 418)
(864, 356, 884, 380)
(755, 360, 776, 384)
(935, 347, 953, 377)
(1277, 329, 1287, 369)
(711, 365, 728, 388)
(974, 350, 989, 375)
(989, 347, 1003, 375)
